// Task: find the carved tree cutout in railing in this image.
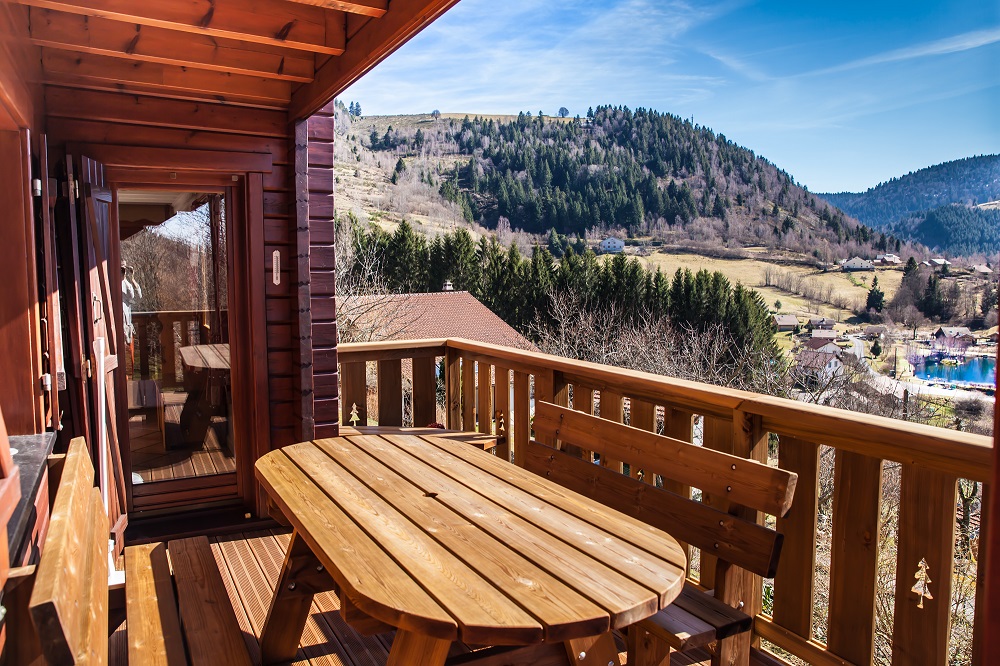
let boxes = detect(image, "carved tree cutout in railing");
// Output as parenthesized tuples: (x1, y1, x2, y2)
(911, 557, 934, 609)
(349, 403, 360, 427)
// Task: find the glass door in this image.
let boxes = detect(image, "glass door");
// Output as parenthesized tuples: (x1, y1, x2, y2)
(118, 190, 237, 496)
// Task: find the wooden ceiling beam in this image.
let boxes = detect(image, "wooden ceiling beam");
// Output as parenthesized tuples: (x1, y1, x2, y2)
(282, 0, 387, 18)
(16, 0, 347, 55)
(30, 10, 316, 82)
(290, 0, 460, 121)
(42, 48, 292, 106)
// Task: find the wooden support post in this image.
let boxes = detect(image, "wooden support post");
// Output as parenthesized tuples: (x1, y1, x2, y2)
(411, 356, 437, 428)
(891, 466, 957, 664)
(387, 630, 451, 666)
(376, 359, 402, 427)
(630, 399, 656, 482)
(827, 450, 883, 665)
(599, 391, 624, 474)
(477, 362, 493, 434)
(462, 357, 475, 432)
(494, 366, 511, 462)
(711, 410, 767, 666)
(565, 632, 619, 666)
(628, 626, 671, 666)
(445, 347, 461, 430)
(773, 436, 820, 640)
(663, 408, 694, 573)
(260, 530, 335, 664)
(512, 371, 530, 468)
(340, 361, 367, 427)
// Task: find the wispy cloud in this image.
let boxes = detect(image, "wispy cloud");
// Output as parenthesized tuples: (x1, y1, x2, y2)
(810, 26, 1000, 76)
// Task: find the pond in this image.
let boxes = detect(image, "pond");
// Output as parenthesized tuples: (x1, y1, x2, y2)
(913, 356, 996, 385)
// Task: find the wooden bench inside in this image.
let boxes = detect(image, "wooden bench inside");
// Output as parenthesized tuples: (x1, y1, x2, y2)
(125, 536, 252, 665)
(528, 401, 798, 664)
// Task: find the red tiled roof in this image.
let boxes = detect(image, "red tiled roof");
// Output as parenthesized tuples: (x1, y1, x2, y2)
(339, 291, 536, 351)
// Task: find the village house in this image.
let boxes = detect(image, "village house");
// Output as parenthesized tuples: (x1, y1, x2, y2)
(842, 256, 874, 271)
(808, 317, 836, 330)
(801, 337, 841, 354)
(810, 329, 839, 341)
(931, 257, 952, 271)
(933, 326, 977, 351)
(864, 325, 888, 341)
(793, 350, 844, 386)
(772, 314, 798, 331)
(876, 253, 901, 265)
(598, 237, 626, 253)
(972, 264, 994, 277)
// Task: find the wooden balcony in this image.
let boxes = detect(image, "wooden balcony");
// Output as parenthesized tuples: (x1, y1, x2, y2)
(336, 338, 992, 666)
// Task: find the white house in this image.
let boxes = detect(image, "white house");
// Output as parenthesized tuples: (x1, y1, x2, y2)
(802, 338, 840, 354)
(795, 350, 844, 386)
(599, 237, 625, 254)
(843, 257, 874, 271)
(972, 264, 993, 276)
(930, 257, 952, 271)
(876, 253, 901, 265)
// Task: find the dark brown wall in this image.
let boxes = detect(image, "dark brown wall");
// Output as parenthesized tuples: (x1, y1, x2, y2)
(306, 105, 339, 438)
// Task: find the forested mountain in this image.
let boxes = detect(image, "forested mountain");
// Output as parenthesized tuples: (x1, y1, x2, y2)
(344, 105, 920, 263)
(819, 155, 1000, 229)
(888, 204, 1000, 257)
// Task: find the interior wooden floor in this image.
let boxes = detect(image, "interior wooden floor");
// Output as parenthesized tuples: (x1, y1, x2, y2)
(107, 530, 762, 665)
(128, 390, 236, 483)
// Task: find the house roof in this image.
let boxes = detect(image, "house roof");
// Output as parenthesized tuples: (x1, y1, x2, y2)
(802, 338, 838, 350)
(935, 326, 973, 338)
(931, 258, 952, 266)
(339, 292, 537, 351)
(796, 350, 839, 370)
(864, 325, 887, 335)
(808, 317, 836, 326)
(773, 314, 798, 327)
(810, 329, 838, 339)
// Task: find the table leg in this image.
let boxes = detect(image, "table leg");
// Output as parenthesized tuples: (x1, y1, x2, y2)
(260, 530, 336, 664)
(386, 630, 451, 666)
(565, 631, 620, 666)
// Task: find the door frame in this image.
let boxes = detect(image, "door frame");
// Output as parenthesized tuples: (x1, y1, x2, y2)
(74, 146, 273, 514)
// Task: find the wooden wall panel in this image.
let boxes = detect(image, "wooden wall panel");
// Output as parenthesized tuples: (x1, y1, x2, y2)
(308, 104, 338, 437)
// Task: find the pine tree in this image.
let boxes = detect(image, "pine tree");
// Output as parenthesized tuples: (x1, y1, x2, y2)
(866, 276, 885, 312)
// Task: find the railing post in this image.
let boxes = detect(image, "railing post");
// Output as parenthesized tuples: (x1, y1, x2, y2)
(772, 436, 819, 642)
(411, 356, 437, 428)
(827, 450, 884, 665)
(461, 357, 475, 432)
(710, 410, 766, 666)
(445, 347, 461, 429)
(891, 466, 957, 664)
(512, 371, 530, 468)
(494, 366, 511, 462)
(340, 361, 367, 428)
(376, 359, 403, 427)
(477, 361, 492, 435)
(599, 391, 624, 474)
(535, 370, 566, 447)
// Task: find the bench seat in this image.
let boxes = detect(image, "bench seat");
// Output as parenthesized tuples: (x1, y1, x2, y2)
(126, 536, 251, 665)
(640, 583, 753, 651)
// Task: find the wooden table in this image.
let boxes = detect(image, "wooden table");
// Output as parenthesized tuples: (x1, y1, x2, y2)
(177, 343, 230, 446)
(255, 428, 687, 666)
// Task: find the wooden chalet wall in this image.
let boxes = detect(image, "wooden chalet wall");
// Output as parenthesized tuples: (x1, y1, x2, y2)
(0, 3, 46, 436)
(306, 107, 339, 439)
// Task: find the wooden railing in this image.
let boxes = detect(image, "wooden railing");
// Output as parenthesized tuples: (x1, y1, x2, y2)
(337, 338, 991, 666)
(131, 310, 228, 387)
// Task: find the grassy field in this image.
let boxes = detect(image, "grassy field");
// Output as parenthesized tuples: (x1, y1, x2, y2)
(636, 251, 904, 321)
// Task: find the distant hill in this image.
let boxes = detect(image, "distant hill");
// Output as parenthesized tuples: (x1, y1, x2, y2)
(819, 155, 1000, 229)
(888, 204, 1000, 257)
(340, 104, 924, 264)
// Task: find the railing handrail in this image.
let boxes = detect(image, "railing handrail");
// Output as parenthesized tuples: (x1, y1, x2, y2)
(342, 337, 992, 482)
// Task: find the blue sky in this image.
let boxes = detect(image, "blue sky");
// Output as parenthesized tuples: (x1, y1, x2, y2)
(341, 0, 1000, 193)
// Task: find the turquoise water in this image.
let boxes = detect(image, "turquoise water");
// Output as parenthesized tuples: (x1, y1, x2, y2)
(914, 356, 996, 385)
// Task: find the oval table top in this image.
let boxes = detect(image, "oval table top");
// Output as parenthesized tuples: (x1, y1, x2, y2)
(255, 427, 687, 647)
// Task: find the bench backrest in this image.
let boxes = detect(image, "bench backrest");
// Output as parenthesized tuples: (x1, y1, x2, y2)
(528, 401, 797, 578)
(29, 437, 109, 665)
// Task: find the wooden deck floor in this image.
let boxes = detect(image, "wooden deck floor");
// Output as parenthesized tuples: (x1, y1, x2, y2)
(129, 390, 236, 483)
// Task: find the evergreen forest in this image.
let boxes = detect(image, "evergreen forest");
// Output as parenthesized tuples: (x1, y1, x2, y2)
(820, 154, 1000, 230)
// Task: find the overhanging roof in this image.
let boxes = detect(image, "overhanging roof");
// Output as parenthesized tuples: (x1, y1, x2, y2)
(14, 0, 460, 121)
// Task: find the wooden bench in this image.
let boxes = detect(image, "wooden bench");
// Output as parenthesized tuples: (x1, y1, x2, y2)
(125, 536, 252, 665)
(528, 401, 798, 665)
(24, 437, 109, 665)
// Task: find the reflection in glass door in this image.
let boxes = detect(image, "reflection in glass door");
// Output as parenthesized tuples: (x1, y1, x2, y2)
(118, 191, 234, 485)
